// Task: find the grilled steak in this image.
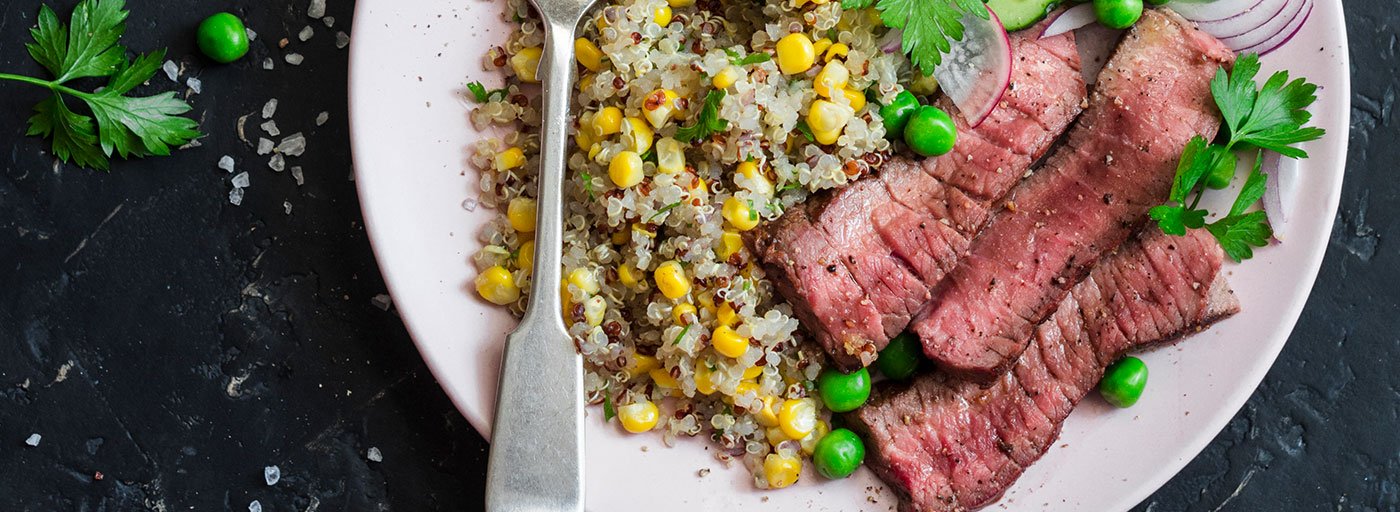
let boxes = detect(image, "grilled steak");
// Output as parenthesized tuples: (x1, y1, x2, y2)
(849, 229, 1240, 512)
(754, 25, 1086, 369)
(910, 9, 1236, 380)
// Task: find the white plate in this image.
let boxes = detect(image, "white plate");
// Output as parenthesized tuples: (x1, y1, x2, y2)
(347, 2, 1350, 510)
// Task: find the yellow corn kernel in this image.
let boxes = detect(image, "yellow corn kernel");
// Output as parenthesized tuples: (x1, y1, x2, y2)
(672, 303, 698, 325)
(627, 353, 661, 378)
(653, 5, 673, 27)
(755, 395, 780, 427)
(824, 42, 849, 62)
(588, 143, 604, 162)
(618, 401, 661, 433)
(611, 229, 631, 245)
(776, 33, 816, 75)
(516, 241, 535, 273)
(654, 260, 691, 299)
(814, 61, 849, 98)
(656, 137, 685, 174)
(574, 128, 593, 151)
(592, 106, 624, 137)
(800, 420, 830, 455)
(812, 127, 840, 145)
(711, 325, 750, 358)
(763, 453, 802, 489)
(717, 301, 740, 327)
(507, 197, 537, 233)
(631, 222, 656, 238)
(495, 146, 526, 171)
(722, 197, 760, 231)
(617, 263, 639, 287)
(778, 398, 817, 440)
(578, 72, 595, 92)
(649, 368, 680, 388)
(624, 117, 654, 154)
(736, 161, 774, 197)
(609, 150, 644, 188)
(568, 268, 601, 295)
(583, 296, 606, 326)
(475, 266, 520, 305)
(509, 47, 542, 83)
(734, 380, 760, 399)
(807, 99, 853, 133)
(668, 0, 694, 7)
(742, 364, 764, 380)
(716, 230, 744, 262)
(910, 73, 940, 96)
(574, 38, 605, 72)
(841, 87, 867, 111)
(642, 89, 680, 129)
(811, 37, 833, 59)
(697, 289, 716, 311)
(765, 425, 790, 445)
(694, 364, 717, 395)
(712, 65, 743, 89)
(810, 0, 830, 4)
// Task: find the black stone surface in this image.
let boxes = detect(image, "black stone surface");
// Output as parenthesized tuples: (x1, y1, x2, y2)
(0, 1, 1393, 510)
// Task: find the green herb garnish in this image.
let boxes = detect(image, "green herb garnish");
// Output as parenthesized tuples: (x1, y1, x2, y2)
(579, 170, 596, 200)
(794, 120, 815, 143)
(724, 49, 772, 66)
(674, 90, 729, 143)
(602, 388, 616, 421)
(777, 182, 802, 193)
(849, 0, 988, 74)
(466, 81, 509, 103)
(672, 323, 692, 345)
(649, 200, 683, 221)
(2, 0, 201, 170)
(1150, 54, 1325, 262)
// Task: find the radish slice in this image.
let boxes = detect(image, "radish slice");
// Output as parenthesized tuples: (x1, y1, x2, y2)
(1041, 3, 1097, 38)
(1243, 0, 1314, 55)
(1172, 0, 1267, 23)
(933, 10, 1012, 127)
(1197, 0, 1290, 39)
(1219, 0, 1306, 51)
(1260, 150, 1297, 240)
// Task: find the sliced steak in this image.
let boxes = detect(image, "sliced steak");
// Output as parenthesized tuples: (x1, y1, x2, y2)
(911, 9, 1235, 381)
(850, 229, 1240, 512)
(754, 26, 1086, 370)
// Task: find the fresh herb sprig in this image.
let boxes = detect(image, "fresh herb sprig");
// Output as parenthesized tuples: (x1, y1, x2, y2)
(1149, 54, 1325, 262)
(2, 0, 202, 171)
(723, 48, 772, 66)
(466, 81, 510, 103)
(842, 0, 988, 74)
(674, 89, 729, 143)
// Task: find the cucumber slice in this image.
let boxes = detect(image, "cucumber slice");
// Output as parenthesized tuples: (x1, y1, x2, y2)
(987, 0, 1062, 32)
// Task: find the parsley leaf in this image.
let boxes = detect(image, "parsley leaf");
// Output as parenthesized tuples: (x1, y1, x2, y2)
(1207, 211, 1272, 262)
(730, 52, 771, 66)
(466, 81, 510, 103)
(579, 170, 596, 200)
(674, 89, 729, 143)
(876, 0, 987, 74)
(1148, 204, 1208, 237)
(602, 389, 616, 422)
(1211, 54, 1325, 158)
(4, 0, 201, 170)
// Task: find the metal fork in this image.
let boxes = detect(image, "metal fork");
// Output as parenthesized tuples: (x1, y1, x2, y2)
(483, 0, 598, 510)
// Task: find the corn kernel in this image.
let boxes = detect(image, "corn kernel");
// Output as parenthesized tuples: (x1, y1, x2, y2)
(516, 241, 535, 273)
(592, 106, 624, 137)
(807, 99, 853, 133)
(841, 87, 867, 111)
(812, 127, 841, 145)
(611, 229, 631, 245)
(642, 89, 680, 129)
(697, 289, 715, 311)
(495, 146, 526, 171)
(668, 0, 694, 6)
(736, 161, 774, 197)
(763, 453, 802, 489)
(653, 5, 673, 27)
(716, 230, 745, 262)
(814, 61, 849, 98)
(654, 260, 691, 299)
(618, 401, 660, 433)
(583, 296, 606, 326)
(717, 301, 740, 327)
(509, 47, 542, 83)
(507, 197, 537, 233)
(734, 380, 760, 399)
(574, 38, 605, 72)
(627, 353, 661, 378)
(567, 268, 601, 295)
(800, 420, 830, 455)
(656, 137, 685, 174)
(811, 37, 833, 59)
(776, 33, 816, 75)
(624, 117, 654, 154)
(711, 325, 750, 358)
(649, 368, 680, 388)
(609, 150, 644, 188)
(588, 143, 604, 162)
(824, 42, 849, 62)
(574, 128, 593, 151)
(755, 395, 780, 427)
(712, 65, 743, 89)
(778, 398, 817, 440)
(617, 264, 639, 287)
(743, 364, 764, 380)
(672, 303, 697, 325)
(694, 364, 717, 395)
(765, 425, 790, 445)
(475, 266, 520, 305)
(722, 197, 760, 231)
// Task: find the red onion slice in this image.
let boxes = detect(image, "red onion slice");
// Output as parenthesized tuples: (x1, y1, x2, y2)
(879, 28, 904, 55)
(1219, 0, 1306, 51)
(933, 10, 1012, 127)
(1041, 3, 1097, 39)
(1172, 0, 1267, 23)
(1242, 0, 1314, 55)
(1260, 150, 1297, 240)
(1198, 0, 1291, 39)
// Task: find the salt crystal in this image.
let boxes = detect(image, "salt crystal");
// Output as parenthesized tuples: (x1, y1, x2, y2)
(308, 0, 327, 18)
(181, 138, 202, 149)
(262, 58, 275, 70)
(367, 447, 383, 462)
(229, 187, 245, 206)
(24, 434, 41, 447)
(162, 60, 179, 82)
(285, 53, 305, 66)
(231, 171, 251, 188)
(248, 500, 262, 512)
(284, 201, 293, 215)
(260, 120, 281, 137)
(186, 77, 202, 94)
(262, 99, 279, 119)
(245, 28, 258, 41)
(335, 31, 350, 49)
(291, 166, 305, 186)
(257, 138, 275, 155)
(461, 198, 479, 211)
(299, 26, 315, 42)
(264, 465, 280, 485)
(269, 154, 286, 173)
(323, 16, 336, 28)
(315, 111, 329, 126)
(277, 133, 307, 157)
(371, 294, 392, 311)
(218, 155, 235, 173)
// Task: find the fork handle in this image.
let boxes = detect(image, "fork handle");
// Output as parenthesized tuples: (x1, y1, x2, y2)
(484, 17, 585, 512)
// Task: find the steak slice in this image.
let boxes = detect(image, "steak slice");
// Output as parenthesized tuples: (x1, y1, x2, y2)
(911, 9, 1236, 381)
(754, 26, 1086, 370)
(849, 229, 1240, 512)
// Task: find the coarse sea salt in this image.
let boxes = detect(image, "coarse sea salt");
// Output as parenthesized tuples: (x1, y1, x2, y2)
(231, 171, 251, 188)
(218, 155, 235, 173)
(264, 465, 280, 486)
(309, 0, 327, 18)
(257, 138, 275, 155)
(248, 500, 262, 512)
(262, 58, 275, 70)
(291, 166, 305, 186)
(278, 133, 307, 157)
(285, 53, 305, 66)
(367, 447, 383, 462)
(323, 16, 336, 28)
(24, 434, 41, 447)
(335, 32, 350, 49)
(371, 294, 393, 311)
(269, 153, 286, 173)
(299, 26, 315, 42)
(315, 111, 330, 126)
(162, 60, 179, 82)
(260, 120, 281, 137)
(284, 201, 293, 215)
(187, 77, 203, 94)
(462, 198, 479, 211)
(229, 187, 245, 206)
(262, 99, 279, 119)
(245, 28, 258, 41)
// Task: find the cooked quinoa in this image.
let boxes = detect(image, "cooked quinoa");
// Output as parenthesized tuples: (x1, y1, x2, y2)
(469, 0, 914, 489)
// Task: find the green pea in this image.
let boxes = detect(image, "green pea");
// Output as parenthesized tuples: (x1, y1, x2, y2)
(903, 105, 957, 157)
(1094, 0, 1144, 30)
(813, 428, 866, 479)
(1099, 356, 1148, 408)
(1145, 0, 1170, 5)
(876, 332, 922, 381)
(817, 366, 872, 413)
(1204, 148, 1238, 189)
(197, 13, 250, 64)
(879, 90, 920, 139)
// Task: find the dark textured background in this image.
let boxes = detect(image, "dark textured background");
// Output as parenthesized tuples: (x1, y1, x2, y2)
(0, 0, 1393, 510)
